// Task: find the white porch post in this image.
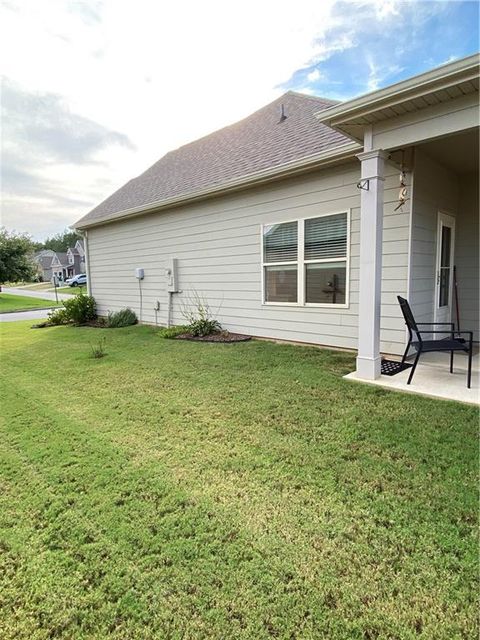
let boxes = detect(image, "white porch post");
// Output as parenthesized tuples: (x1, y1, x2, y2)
(356, 149, 386, 380)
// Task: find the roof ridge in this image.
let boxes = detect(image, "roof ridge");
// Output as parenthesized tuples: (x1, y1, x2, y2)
(283, 90, 339, 105)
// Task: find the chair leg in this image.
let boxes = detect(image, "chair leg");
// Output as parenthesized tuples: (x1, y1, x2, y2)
(401, 340, 411, 365)
(407, 350, 421, 385)
(450, 350, 454, 373)
(467, 343, 473, 389)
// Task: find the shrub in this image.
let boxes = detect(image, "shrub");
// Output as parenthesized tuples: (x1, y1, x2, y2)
(47, 307, 70, 325)
(158, 325, 190, 339)
(188, 318, 221, 337)
(63, 292, 96, 325)
(107, 308, 137, 328)
(181, 291, 222, 337)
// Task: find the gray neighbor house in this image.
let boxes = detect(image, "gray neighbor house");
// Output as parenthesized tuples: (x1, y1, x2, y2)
(74, 55, 479, 387)
(34, 239, 85, 282)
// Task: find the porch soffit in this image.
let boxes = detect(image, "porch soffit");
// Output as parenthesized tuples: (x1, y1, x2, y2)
(316, 55, 480, 143)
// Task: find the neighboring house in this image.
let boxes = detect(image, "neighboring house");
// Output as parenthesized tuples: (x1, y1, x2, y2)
(32, 249, 55, 281)
(66, 239, 86, 276)
(74, 55, 479, 383)
(50, 252, 70, 282)
(34, 239, 86, 282)
(74, 238, 86, 272)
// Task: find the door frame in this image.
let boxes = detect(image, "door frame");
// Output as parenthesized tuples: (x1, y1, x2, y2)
(434, 210, 456, 324)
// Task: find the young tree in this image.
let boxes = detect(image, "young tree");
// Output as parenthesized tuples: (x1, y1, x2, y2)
(0, 227, 36, 285)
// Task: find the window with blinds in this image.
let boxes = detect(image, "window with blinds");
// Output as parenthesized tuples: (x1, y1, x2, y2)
(263, 222, 298, 263)
(262, 212, 349, 306)
(263, 221, 298, 303)
(305, 213, 347, 261)
(304, 212, 347, 304)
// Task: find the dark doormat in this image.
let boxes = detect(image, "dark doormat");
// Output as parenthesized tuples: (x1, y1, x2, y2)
(381, 359, 413, 376)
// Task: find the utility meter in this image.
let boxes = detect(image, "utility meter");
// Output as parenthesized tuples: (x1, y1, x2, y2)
(166, 258, 178, 292)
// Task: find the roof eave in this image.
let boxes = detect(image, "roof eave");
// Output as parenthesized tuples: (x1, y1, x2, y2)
(315, 53, 480, 140)
(74, 141, 361, 230)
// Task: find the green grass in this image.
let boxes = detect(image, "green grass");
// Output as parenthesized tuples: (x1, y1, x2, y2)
(0, 322, 477, 639)
(0, 293, 60, 313)
(55, 286, 86, 295)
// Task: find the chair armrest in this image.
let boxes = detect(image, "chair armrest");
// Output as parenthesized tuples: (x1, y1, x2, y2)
(418, 330, 456, 334)
(416, 322, 455, 327)
(417, 330, 473, 342)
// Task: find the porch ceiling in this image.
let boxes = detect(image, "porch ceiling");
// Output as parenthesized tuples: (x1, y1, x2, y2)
(417, 128, 479, 175)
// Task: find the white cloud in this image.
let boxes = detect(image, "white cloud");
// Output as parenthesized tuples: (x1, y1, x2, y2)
(307, 69, 321, 82)
(374, 0, 400, 20)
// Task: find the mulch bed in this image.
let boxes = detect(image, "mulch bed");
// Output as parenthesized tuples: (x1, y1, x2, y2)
(175, 332, 251, 343)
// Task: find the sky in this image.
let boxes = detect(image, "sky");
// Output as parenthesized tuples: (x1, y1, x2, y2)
(1, 0, 478, 240)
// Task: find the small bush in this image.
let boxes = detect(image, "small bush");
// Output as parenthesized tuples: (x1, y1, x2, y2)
(107, 308, 137, 328)
(47, 307, 70, 325)
(63, 292, 96, 325)
(90, 336, 107, 359)
(181, 291, 222, 337)
(188, 318, 221, 337)
(158, 325, 190, 339)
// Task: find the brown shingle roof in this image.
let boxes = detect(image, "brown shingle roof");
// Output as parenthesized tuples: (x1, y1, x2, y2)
(75, 91, 350, 228)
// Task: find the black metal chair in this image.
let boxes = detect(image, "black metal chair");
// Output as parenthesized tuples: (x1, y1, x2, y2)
(397, 296, 474, 388)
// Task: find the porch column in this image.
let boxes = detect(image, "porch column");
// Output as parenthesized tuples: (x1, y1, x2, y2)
(356, 149, 386, 380)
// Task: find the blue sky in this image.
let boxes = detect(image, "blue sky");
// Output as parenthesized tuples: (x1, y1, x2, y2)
(1, 0, 478, 239)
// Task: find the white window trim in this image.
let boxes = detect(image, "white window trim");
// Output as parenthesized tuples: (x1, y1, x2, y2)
(261, 209, 351, 309)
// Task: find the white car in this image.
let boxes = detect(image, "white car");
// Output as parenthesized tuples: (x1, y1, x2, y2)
(66, 273, 87, 287)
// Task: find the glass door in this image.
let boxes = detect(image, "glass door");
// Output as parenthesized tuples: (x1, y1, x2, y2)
(434, 212, 455, 326)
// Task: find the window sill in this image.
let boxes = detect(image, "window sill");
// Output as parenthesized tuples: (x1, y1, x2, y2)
(262, 302, 350, 309)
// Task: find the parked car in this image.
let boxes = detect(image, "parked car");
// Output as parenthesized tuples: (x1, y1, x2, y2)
(66, 273, 87, 287)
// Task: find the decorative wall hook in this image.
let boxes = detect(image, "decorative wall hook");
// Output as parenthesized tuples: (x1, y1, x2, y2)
(356, 179, 370, 191)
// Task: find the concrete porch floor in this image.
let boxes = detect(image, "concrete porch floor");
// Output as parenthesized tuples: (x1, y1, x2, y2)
(345, 348, 480, 406)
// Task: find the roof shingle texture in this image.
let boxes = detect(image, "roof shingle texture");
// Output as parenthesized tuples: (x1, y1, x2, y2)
(75, 92, 349, 228)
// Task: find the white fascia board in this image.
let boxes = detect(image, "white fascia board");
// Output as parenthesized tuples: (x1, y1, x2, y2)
(74, 141, 361, 230)
(315, 54, 480, 128)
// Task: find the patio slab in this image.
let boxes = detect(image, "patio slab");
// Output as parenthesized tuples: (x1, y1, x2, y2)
(345, 350, 479, 406)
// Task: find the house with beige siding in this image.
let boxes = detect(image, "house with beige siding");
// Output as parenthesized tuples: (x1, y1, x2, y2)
(74, 54, 479, 387)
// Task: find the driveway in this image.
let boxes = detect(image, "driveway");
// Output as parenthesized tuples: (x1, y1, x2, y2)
(0, 309, 54, 323)
(2, 286, 74, 301)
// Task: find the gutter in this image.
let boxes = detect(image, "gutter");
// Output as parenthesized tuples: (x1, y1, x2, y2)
(74, 141, 361, 230)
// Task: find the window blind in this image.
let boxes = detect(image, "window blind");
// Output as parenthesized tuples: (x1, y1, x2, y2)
(305, 213, 347, 261)
(263, 221, 298, 263)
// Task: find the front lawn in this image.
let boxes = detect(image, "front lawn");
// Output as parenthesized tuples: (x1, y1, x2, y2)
(0, 322, 477, 639)
(0, 293, 60, 313)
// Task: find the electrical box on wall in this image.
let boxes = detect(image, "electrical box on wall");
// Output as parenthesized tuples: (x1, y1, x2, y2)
(166, 258, 178, 292)
(135, 267, 144, 280)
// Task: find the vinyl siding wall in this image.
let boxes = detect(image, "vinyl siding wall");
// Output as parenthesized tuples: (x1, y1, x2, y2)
(409, 149, 479, 340)
(86, 161, 409, 354)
